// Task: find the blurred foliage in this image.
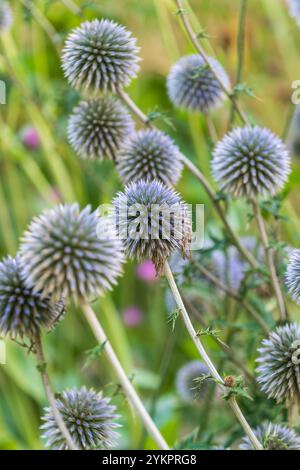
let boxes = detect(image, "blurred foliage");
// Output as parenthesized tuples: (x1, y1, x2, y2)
(0, 0, 300, 450)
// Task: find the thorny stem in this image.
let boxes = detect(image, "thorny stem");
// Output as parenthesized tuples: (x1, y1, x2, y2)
(175, 0, 248, 125)
(117, 88, 258, 270)
(164, 261, 263, 450)
(251, 198, 287, 322)
(80, 301, 169, 450)
(194, 262, 269, 335)
(35, 334, 78, 450)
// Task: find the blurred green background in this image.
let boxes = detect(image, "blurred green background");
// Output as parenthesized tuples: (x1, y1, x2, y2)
(1, 0, 300, 450)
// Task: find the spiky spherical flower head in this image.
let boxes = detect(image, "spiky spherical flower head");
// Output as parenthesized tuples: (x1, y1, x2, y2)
(20, 204, 124, 302)
(167, 54, 230, 113)
(0, 256, 63, 339)
(240, 422, 300, 450)
(287, 0, 300, 26)
(62, 19, 140, 93)
(117, 129, 183, 186)
(41, 387, 119, 450)
(112, 179, 191, 273)
(0, 1, 12, 33)
(68, 97, 134, 161)
(212, 126, 290, 198)
(286, 249, 300, 303)
(256, 323, 300, 405)
(175, 360, 210, 403)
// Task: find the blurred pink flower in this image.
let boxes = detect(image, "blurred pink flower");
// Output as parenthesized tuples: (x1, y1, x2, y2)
(122, 306, 143, 327)
(136, 260, 157, 282)
(22, 127, 40, 150)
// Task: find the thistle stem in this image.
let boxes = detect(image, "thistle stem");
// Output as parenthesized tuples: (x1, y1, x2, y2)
(117, 88, 258, 270)
(80, 301, 169, 450)
(35, 334, 78, 450)
(251, 198, 287, 322)
(164, 261, 263, 450)
(175, 0, 248, 125)
(194, 262, 269, 334)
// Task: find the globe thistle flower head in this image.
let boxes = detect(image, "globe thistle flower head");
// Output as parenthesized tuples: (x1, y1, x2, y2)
(240, 422, 300, 450)
(68, 97, 134, 161)
(175, 360, 210, 403)
(0, 256, 63, 339)
(286, 249, 300, 303)
(287, 0, 300, 26)
(167, 54, 230, 113)
(256, 323, 300, 405)
(0, 1, 12, 33)
(41, 387, 119, 450)
(20, 203, 124, 302)
(113, 179, 192, 273)
(212, 126, 291, 198)
(62, 19, 140, 93)
(117, 129, 183, 186)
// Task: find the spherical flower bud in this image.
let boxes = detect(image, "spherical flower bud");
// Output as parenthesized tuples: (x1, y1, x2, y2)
(117, 129, 183, 186)
(175, 360, 210, 403)
(240, 422, 300, 450)
(122, 306, 143, 327)
(68, 96, 134, 161)
(22, 127, 40, 150)
(112, 179, 192, 273)
(256, 323, 300, 405)
(286, 249, 300, 303)
(136, 260, 157, 282)
(0, 1, 12, 33)
(212, 126, 290, 198)
(0, 256, 63, 339)
(41, 387, 120, 450)
(62, 19, 140, 93)
(20, 203, 124, 302)
(167, 54, 230, 113)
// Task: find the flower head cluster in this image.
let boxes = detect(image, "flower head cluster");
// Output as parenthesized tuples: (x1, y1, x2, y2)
(113, 179, 191, 272)
(0, 256, 63, 339)
(41, 387, 119, 450)
(167, 54, 229, 113)
(117, 129, 183, 186)
(62, 19, 140, 93)
(175, 360, 210, 403)
(256, 323, 300, 404)
(212, 126, 290, 198)
(20, 203, 124, 302)
(286, 249, 300, 304)
(68, 96, 134, 161)
(287, 0, 300, 26)
(240, 422, 300, 450)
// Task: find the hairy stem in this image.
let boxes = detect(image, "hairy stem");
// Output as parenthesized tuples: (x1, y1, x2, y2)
(117, 88, 258, 270)
(35, 334, 78, 450)
(80, 301, 169, 450)
(164, 261, 263, 450)
(251, 198, 287, 322)
(175, 0, 248, 125)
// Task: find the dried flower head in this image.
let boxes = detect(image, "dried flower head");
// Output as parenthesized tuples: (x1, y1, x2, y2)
(112, 179, 191, 272)
(41, 387, 119, 450)
(0, 256, 63, 339)
(240, 422, 300, 450)
(62, 19, 140, 93)
(256, 323, 300, 405)
(287, 0, 300, 26)
(212, 126, 290, 198)
(286, 249, 300, 303)
(175, 360, 210, 403)
(0, 1, 12, 33)
(167, 54, 229, 113)
(68, 97, 134, 161)
(116, 129, 183, 186)
(20, 204, 124, 302)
